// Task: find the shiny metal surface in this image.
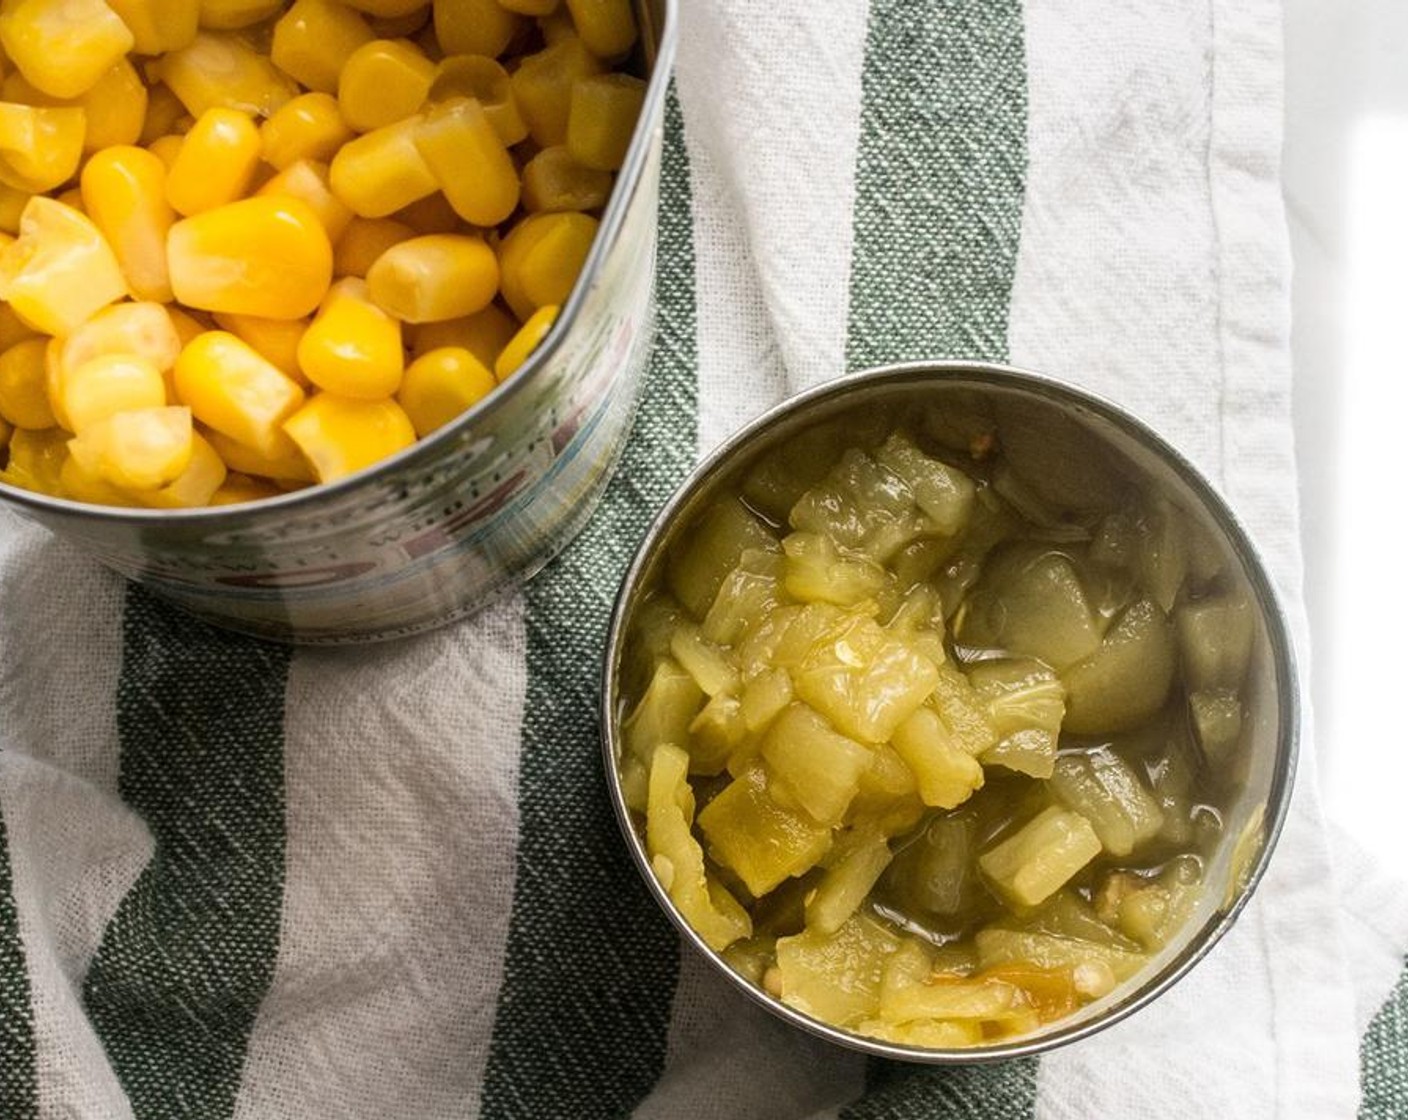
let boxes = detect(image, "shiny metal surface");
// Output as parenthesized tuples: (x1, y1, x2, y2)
(602, 360, 1299, 1063)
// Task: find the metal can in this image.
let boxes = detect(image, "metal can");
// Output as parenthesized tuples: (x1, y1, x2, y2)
(0, 0, 678, 645)
(602, 361, 1299, 1062)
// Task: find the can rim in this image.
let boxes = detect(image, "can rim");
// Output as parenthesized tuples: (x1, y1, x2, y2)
(600, 358, 1301, 1064)
(0, 0, 682, 525)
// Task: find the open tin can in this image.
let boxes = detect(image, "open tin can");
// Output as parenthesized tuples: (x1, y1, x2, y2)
(0, 0, 678, 645)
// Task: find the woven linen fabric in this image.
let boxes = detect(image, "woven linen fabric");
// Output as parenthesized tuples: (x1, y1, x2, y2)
(1, 1, 1404, 1118)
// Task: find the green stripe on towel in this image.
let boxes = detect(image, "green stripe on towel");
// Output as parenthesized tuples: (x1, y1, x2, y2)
(842, 0, 1032, 1113)
(0, 806, 36, 1120)
(479, 86, 699, 1120)
(82, 586, 290, 1120)
(1360, 960, 1408, 1119)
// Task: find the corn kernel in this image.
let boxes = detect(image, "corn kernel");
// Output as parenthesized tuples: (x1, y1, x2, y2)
(43, 337, 68, 429)
(204, 425, 314, 481)
(77, 60, 149, 154)
(210, 472, 281, 503)
(409, 302, 516, 366)
(140, 83, 186, 144)
(165, 107, 261, 215)
(333, 215, 414, 277)
(564, 0, 635, 59)
(397, 345, 495, 436)
(0, 302, 36, 349)
(509, 37, 602, 148)
(0, 337, 54, 428)
(497, 210, 596, 320)
(59, 302, 182, 387)
(69, 405, 193, 490)
(59, 453, 141, 504)
(499, 0, 556, 14)
(0, 184, 29, 233)
(297, 277, 403, 398)
(495, 303, 556, 378)
(394, 190, 461, 234)
(566, 72, 643, 171)
(81, 145, 176, 301)
(212, 311, 307, 381)
(432, 0, 522, 58)
(0, 424, 67, 493)
(0, 197, 128, 336)
(271, 0, 374, 94)
(167, 307, 208, 347)
(341, 0, 424, 17)
(522, 145, 611, 212)
(338, 38, 435, 132)
(146, 133, 185, 168)
(283, 392, 414, 482)
(366, 233, 498, 323)
(141, 430, 226, 506)
(198, 0, 283, 30)
(55, 187, 84, 213)
(429, 54, 527, 145)
(0, 102, 85, 193)
(63, 353, 168, 431)
(328, 115, 437, 218)
(157, 31, 297, 117)
(174, 330, 306, 455)
(106, 0, 198, 54)
(0, 0, 135, 99)
(260, 91, 353, 170)
(366, 4, 426, 36)
(536, 5, 572, 43)
(257, 159, 353, 242)
(167, 196, 334, 319)
(414, 96, 520, 227)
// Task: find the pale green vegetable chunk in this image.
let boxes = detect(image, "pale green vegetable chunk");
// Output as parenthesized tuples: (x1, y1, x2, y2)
(698, 763, 833, 896)
(789, 447, 928, 563)
(1094, 857, 1204, 951)
(891, 706, 985, 809)
(805, 828, 894, 935)
(874, 432, 976, 535)
(739, 667, 793, 733)
(686, 691, 745, 776)
(702, 548, 786, 647)
(978, 806, 1102, 908)
(668, 497, 779, 619)
(1048, 747, 1164, 857)
(622, 657, 704, 809)
(1137, 499, 1189, 614)
(969, 659, 1066, 778)
(782, 531, 889, 606)
(1176, 592, 1255, 692)
(776, 913, 902, 1026)
(760, 703, 872, 827)
(669, 623, 738, 697)
(975, 927, 1146, 982)
(1062, 598, 1176, 735)
(1189, 687, 1243, 765)
(958, 544, 1103, 669)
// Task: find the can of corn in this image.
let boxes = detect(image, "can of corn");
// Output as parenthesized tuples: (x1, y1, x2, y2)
(0, 0, 678, 645)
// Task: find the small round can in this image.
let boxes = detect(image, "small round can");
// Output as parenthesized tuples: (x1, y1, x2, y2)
(0, 0, 679, 645)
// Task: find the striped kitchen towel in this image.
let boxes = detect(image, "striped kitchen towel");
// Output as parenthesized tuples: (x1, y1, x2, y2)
(1, 1, 1404, 1117)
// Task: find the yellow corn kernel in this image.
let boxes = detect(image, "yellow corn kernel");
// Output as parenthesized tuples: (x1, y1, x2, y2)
(495, 303, 556, 379)
(212, 312, 308, 381)
(0, 337, 54, 428)
(59, 302, 182, 398)
(282, 392, 414, 483)
(141, 431, 226, 507)
(55, 187, 84, 213)
(260, 92, 353, 171)
(68, 405, 193, 491)
(167, 307, 208, 348)
(414, 96, 520, 227)
(168, 196, 334, 319)
(0, 0, 135, 99)
(81, 145, 176, 302)
(106, 0, 198, 54)
(536, 5, 573, 43)
(60, 453, 142, 504)
(78, 60, 149, 154)
(499, 0, 556, 14)
(397, 345, 495, 436)
(432, 0, 522, 58)
(394, 190, 461, 234)
(63, 353, 168, 431)
(509, 37, 603, 148)
(0, 303, 36, 349)
(497, 210, 596, 321)
(366, 233, 498, 323)
(165, 107, 261, 216)
(0, 197, 127, 336)
(340, 0, 424, 17)
(337, 38, 435, 132)
(564, 0, 636, 59)
(173, 330, 306, 455)
(0, 102, 85, 193)
(429, 55, 527, 145)
(328, 115, 438, 218)
(333, 215, 414, 277)
(1, 425, 67, 493)
(409, 302, 516, 366)
(43, 337, 69, 429)
(522, 145, 611, 212)
(146, 133, 184, 168)
(366, 5, 427, 36)
(156, 31, 297, 118)
(198, 0, 282, 29)
(210, 472, 281, 504)
(257, 160, 353, 245)
(297, 277, 403, 398)
(0, 184, 28, 233)
(204, 426, 314, 481)
(271, 0, 375, 94)
(140, 83, 185, 144)
(566, 72, 644, 172)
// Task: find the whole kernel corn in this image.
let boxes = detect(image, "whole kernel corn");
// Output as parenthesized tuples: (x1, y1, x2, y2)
(409, 302, 517, 366)
(209, 472, 281, 503)
(0, 0, 135, 99)
(566, 72, 644, 171)
(0, 303, 36, 350)
(397, 345, 495, 436)
(257, 158, 352, 241)
(283, 391, 414, 482)
(337, 38, 435, 132)
(156, 31, 297, 117)
(536, 5, 573, 43)
(0, 184, 29, 233)
(394, 190, 461, 234)
(212, 311, 308, 380)
(68, 404, 193, 490)
(59, 301, 182, 389)
(42, 337, 69, 429)
(432, 0, 522, 58)
(174, 330, 306, 455)
(105, 0, 199, 55)
(0, 197, 128, 336)
(141, 430, 226, 506)
(166, 107, 261, 215)
(146, 133, 185, 168)
(60, 453, 141, 504)
(328, 115, 438, 218)
(428, 55, 528, 145)
(333, 215, 414, 277)
(564, 0, 636, 59)
(0, 102, 86, 193)
(297, 277, 403, 398)
(366, 233, 499, 323)
(414, 96, 520, 227)
(167, 195, 333, 319)
(63, 353, 167, 432)
(496, 210, 597, 321)
(341, 0, 426, 18)
(166, 306, 208, 347)
(510, 37, 603, 148)
(495, 303, 557, 379)
(521, 145, 611, 212)
(54, 187, 85, 213)
(197, 0, 284, 30)
(204, 425, 314, 481)
(139, 84, 186, 144)
(75, 60, 149, 154)
(0, 336, 55, 428)
(80, 145, 176, 302)
(270, 0, 374, 94)
(0, 425, 67, 492)
(259, 91, 353, 170)
(499, 0, 557, 15)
